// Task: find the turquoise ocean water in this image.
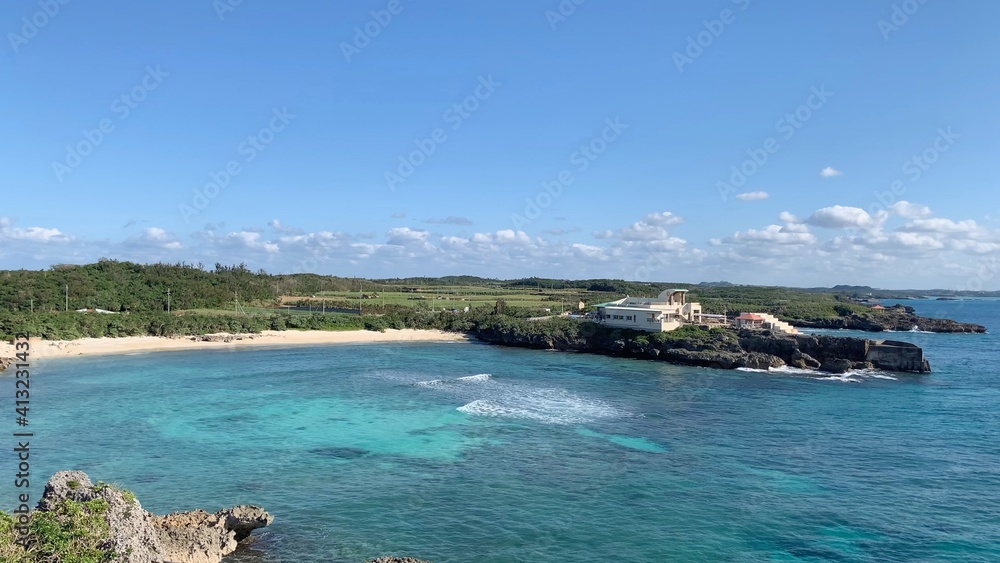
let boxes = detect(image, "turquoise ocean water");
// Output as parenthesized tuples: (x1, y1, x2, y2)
(3, 300, 999, 562)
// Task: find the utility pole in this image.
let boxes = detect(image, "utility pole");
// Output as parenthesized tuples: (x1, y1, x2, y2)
(65, 284, 69, 312)
(30, 298, 34, 314)
(167, 289, 171, 313)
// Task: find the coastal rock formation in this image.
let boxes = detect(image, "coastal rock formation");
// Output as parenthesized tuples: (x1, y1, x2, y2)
(0, 356, 13, 373)
(739, 331, 931, 373)
(33, 471, 272, 563)
(791, 307, 986, 333)
(471, 323, 932, 374)
(188, 334, 258, 343)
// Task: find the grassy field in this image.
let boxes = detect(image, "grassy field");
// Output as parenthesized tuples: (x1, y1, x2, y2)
(283, 285, 592, 313)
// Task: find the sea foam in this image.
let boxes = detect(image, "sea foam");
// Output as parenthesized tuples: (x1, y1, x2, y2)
(456, 373, 491, 382)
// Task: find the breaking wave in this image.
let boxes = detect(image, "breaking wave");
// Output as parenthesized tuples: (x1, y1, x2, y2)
(456, 373, 491, 382)
(738, 365, 898, 383)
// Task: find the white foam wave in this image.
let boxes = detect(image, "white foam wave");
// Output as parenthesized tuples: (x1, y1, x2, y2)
(456, 373, 491, 382)
(414, 379, 444, 387)
(866, 372, 899, 380)
(816, 373, 861, 383)
(746, 365, 898, 383)
(768, 366, 826, 376)
(456, 386, 624, 424)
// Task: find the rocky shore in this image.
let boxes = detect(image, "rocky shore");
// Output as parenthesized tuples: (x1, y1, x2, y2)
(791, 307, 986, 333)
(9, 471, 272, 563)
(471, 325, 932, 374)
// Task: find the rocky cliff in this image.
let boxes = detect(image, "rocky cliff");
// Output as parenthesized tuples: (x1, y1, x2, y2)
(19, 471, 272, 563)
(791, 307, 986, 333)
(471, 324, 931, 374)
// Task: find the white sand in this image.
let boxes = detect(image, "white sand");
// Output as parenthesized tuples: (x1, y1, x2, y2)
(0, 329, 469, 360)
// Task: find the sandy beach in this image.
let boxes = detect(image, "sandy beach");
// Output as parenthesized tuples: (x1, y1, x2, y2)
(0, 329, 469, 360)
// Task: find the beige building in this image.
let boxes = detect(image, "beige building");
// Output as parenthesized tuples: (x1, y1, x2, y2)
(734, 312, 799, 334)
(594, 289, 703, 332)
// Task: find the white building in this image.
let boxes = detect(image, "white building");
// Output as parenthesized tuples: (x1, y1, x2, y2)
(594, 289, 703, 332)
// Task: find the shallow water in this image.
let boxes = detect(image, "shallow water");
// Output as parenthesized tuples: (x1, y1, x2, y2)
(3, 300, 999, 562)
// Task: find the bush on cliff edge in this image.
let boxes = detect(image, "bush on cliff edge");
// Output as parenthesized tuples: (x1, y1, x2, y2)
(1, 494, 118, 563)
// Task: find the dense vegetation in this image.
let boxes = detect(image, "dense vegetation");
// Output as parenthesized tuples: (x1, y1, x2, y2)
(0, 484, 132, 563)
(0, 260, 981, 341)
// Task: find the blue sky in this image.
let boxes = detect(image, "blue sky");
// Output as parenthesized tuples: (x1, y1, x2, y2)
(2, 0, 999, 289)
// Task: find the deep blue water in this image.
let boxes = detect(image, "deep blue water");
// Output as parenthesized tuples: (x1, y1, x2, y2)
(3, 300, 999, 562)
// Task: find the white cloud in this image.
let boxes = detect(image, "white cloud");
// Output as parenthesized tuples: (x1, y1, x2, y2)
(779, 211, 802, 224)
(0, 217, 70, 243)
(725, 225, 817, 246)
(807, 206, 887, 230)
(471, 229, 532, 246)
(144, 227, 169, 241)
(899, 218, 979, 235)
(386, 227, 429, 246)
(595, 211, 683, 241)
(889, 201, 932, 219)
(268, 219, 304, 235)
(4, 209, 1000, 289)
(735, 191, 770, 201)
(820, 166, 843, 178)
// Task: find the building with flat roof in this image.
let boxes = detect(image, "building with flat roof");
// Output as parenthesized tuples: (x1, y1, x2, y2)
(594, 289, 703, 332)
(734, 312, 799, 334)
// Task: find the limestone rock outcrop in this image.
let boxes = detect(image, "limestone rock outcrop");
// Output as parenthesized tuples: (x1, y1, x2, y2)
(33, 471, 271, 563)
(471, 323, 932, 374)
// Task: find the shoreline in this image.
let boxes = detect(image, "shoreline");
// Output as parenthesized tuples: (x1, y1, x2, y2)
(0, 329, 469, 361)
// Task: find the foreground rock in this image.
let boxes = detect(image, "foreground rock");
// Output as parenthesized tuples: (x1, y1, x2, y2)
(0, 356, 13, 373)
(35, 471, 272, 563)
(471, 322, 932, 374)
